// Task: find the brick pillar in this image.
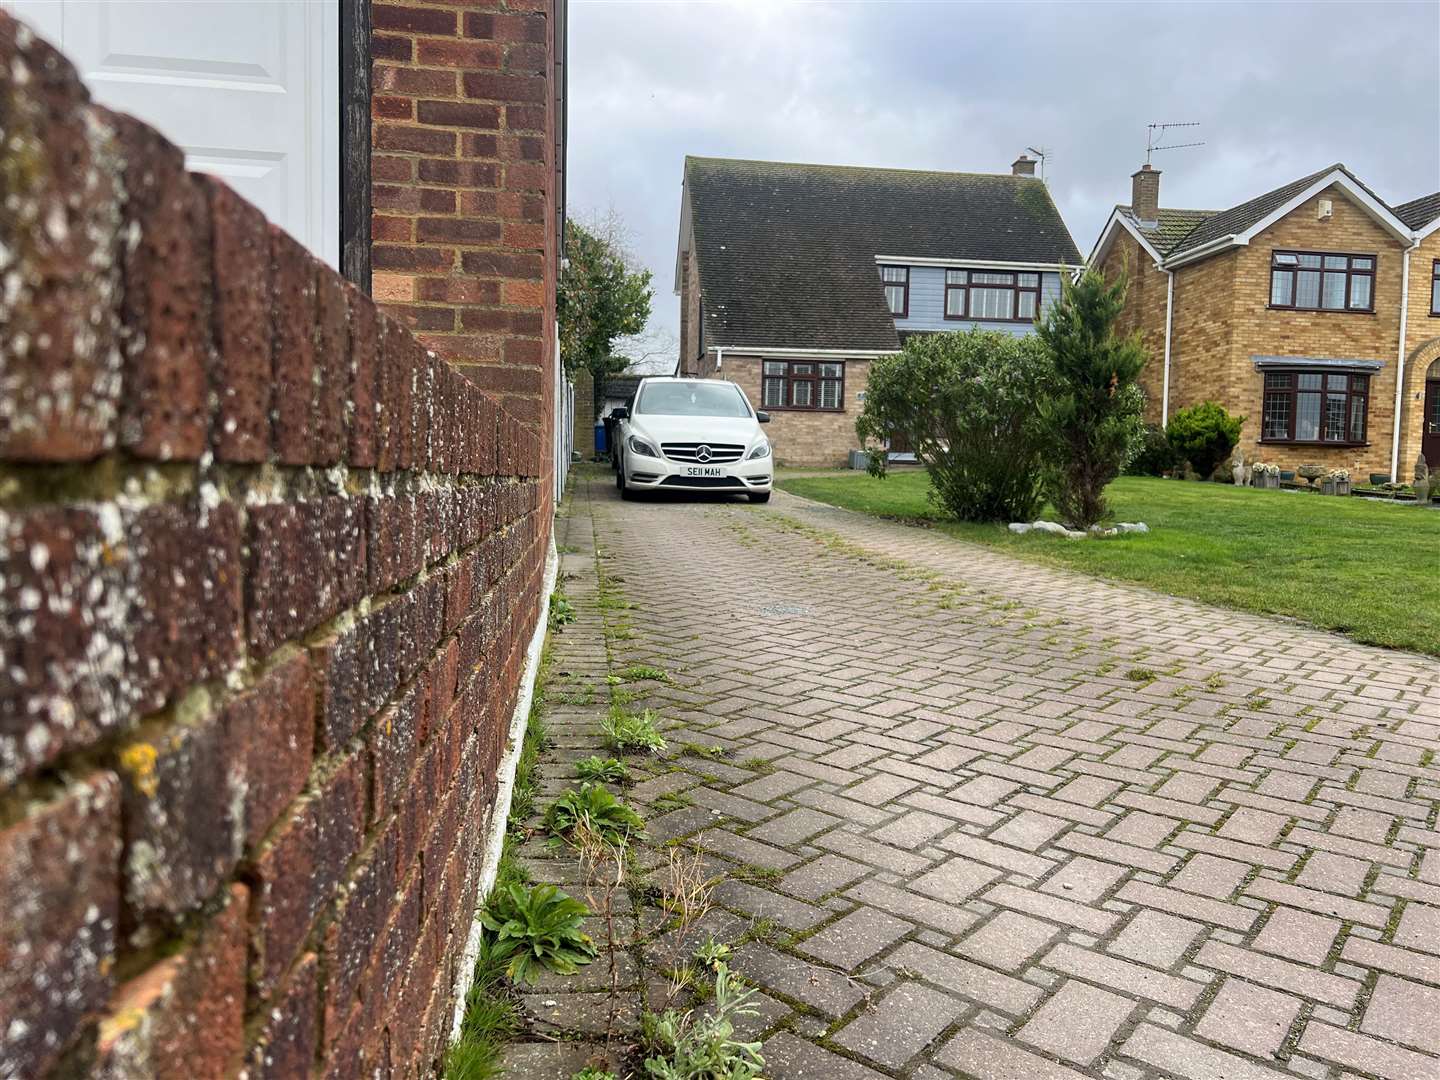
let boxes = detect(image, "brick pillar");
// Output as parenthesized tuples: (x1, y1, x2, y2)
(368, 0, 558, 462)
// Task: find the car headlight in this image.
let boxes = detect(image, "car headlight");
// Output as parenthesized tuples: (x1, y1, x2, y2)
(627, 435, 660, 458)
(747, 440, 771, 460)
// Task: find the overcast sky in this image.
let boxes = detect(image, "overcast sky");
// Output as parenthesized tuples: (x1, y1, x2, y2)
(567, 0, 1440, 366)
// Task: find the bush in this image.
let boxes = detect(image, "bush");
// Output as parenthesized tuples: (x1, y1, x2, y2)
(855, 329, 1053, 522)
(1034, 267, 1149, 527)
(1126, 423, 1179, 476)
(479, 883, 598, 985)
(1166, 402, 1244, 480)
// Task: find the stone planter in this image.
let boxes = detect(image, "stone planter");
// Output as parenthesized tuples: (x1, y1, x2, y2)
(1297, 464, 1326, 488)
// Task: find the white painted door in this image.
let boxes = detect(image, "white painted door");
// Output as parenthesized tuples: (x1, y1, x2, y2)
(5, 0, 339, 268)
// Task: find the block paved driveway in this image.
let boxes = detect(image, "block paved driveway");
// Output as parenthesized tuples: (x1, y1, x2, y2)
(568, 469, 1440, 1080)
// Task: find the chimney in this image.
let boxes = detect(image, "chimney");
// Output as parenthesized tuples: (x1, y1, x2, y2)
(1011, 154, 1036, 177)
(1132, 164, 1161, 224)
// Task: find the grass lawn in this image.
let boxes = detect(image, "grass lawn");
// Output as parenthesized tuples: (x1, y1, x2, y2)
(776, 471, 1440, 658)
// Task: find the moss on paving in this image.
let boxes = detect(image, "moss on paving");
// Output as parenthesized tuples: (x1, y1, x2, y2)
(778, 472, 1440, 657)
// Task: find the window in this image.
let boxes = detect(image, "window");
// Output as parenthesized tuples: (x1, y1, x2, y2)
(880, 267, 908, 316)
(761, 361, 845, 411)
(1269, 250, 1375, 312)
(943, 270, 1041, 322)
(1431, 260, 1439, 316)
(1261, 368, 1370, 444)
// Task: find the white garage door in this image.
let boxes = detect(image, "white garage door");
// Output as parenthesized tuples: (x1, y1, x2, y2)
(5, 0, 339, 268)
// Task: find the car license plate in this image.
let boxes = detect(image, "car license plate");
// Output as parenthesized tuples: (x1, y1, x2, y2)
(685, 466, 724, 477)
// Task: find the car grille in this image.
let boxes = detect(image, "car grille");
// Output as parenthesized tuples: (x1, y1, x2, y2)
(661, 442, 745, 464)
(659, 475, 745, 489)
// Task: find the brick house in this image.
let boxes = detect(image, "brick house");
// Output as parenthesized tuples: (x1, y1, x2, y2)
(0, 2, 566, 1077)
(1090, 163, 1440, 480)
(674, 155, 1081, 466)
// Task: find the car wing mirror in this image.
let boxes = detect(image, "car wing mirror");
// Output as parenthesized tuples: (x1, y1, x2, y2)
(611, 406, 629, 420)
(756, 411, 770, 423)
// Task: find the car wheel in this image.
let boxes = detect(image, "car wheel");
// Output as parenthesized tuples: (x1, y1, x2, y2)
(617, 456, 636, 500)
(748, 492, 771, 504)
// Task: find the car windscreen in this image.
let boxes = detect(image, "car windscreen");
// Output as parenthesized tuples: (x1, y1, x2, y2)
(635, 382, 752, 418)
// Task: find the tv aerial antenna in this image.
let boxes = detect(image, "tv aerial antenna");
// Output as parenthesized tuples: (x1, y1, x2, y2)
(1146, 122, 1204, 165)
(1026, 145, 1050, 184)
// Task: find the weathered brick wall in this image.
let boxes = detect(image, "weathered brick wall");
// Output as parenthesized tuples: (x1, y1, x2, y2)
(369, 0, 558, 442)
(717, 357, 871, 467)
(1096, 231, 1171, 424)
(0, 15, 549, 1078)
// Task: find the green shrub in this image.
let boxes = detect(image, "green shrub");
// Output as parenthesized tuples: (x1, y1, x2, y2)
(1126, 423, 1179, 476)
(641, 963, 764, 1080)
(602, 705, 667, 753)
(1166, 402, 1244, 480)
(576, 755, 630, 783)
(855, 329, 1053, 522)
(545, 783, 645, 847)
(1035, 267, 1149, 528)
(572, 1070, 619, 1080)
(480, 883, 597, 985)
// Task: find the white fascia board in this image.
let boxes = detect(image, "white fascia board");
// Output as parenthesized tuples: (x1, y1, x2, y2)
(873, 254, 1077, 272)
(706, 346, 899, 358)
(1162, 233, 1244, 269)
(1413, 216, 1440, 242)
(1231, 171, 1412, 247)
(1087, 209, 1164, 270)
(672, 177, 691, 296)
(1161, 171, 1416, 270)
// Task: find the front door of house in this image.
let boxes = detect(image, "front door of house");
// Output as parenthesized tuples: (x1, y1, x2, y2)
(4, 0, 340, 267)
(1423, 381, 1440, 469)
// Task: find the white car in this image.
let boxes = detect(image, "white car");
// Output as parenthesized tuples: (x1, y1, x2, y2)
(612, 377, 773, 503)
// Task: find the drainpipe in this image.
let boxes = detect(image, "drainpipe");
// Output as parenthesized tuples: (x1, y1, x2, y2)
(1391, 244, 1414, 479)
(1161, 267, 1175, 426)
(715, 346, 723, 373)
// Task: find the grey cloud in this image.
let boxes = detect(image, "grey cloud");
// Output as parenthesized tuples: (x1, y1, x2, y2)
(568, 0, 1440, 348)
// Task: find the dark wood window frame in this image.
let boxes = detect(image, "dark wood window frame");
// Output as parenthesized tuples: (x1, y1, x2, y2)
(1430, 259, 1440, 317)
(880, 266, 909, 318)
(1268, 249, 1375, 314)
(340, 0, 372, 292)
(943, 268, 1042, 323)
(1260, 367, 1372, 447)
(761, 360, 846, 412)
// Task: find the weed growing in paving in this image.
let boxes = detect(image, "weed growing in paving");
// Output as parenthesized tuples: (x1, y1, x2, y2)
(682, 741, 726, 759)
(549, 593, 578, 628)
(1125, 667, 1158, 683)
(603, 705, 667, 753)
(545, 783, 645, 848)
(622, 663, 671, 682)
(640, 963, 765, 1080)
(576, 755, 630, 784)
(571, 1070, 618, 1080)
(480, 882, 598, 985)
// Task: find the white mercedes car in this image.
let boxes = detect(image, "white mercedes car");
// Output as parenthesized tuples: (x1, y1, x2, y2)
(612, 377, 773, 502)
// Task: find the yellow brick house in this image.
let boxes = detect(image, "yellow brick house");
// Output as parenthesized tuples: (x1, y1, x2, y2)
(1090, 164, 1440, 481)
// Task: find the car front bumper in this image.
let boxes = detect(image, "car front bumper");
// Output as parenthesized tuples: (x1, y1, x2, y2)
(623, 452, 772, 493)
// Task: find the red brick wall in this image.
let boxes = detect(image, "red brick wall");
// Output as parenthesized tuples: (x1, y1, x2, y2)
(368, 0, 558, 451)
(0, 14, 550, 1078)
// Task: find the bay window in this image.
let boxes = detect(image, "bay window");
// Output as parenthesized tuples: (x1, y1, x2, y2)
(1261, 368, 1369, 445)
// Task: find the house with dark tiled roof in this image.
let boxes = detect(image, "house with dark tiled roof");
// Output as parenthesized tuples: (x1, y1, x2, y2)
(1090, 163, 1440, 481)
(673, 154, 1081, 465)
